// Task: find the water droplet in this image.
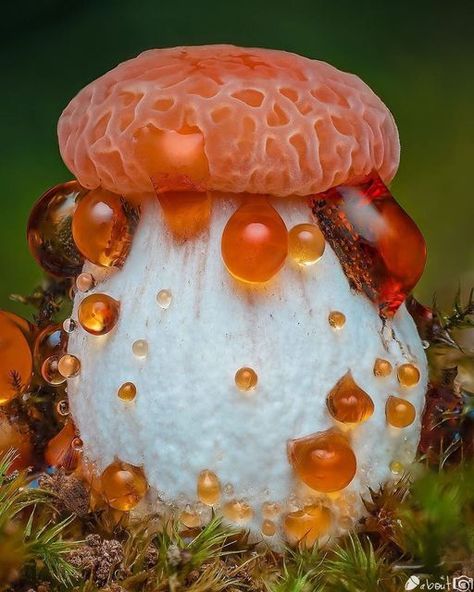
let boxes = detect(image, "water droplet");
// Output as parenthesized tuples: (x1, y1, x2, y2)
(197, 469, 221, 506)
(132, 339, 149, 359)
(221, 198, 288, 283)
(63, 318, 77, 334)
(284, 505, 331, 547)
(288, 223, 325, 265)
(72, 188, 139, 267)
(72, 437, 83, 451)
(76, 272, 96, 293)
(100, 461, 148, 511)
(386, 396, 416, 428)
(288, 429, 356, 492)
(373, 358, 392, 377)
(234, 367, 258, 391)
(156, 289, 172, 309)
(41, 356, 66, 386)
(326, 372, 374, 424)
(222, 500, 253, 524)
(422, 340, 429, 350)
(78, 293, 120, 336)
(180, 506, 201, 528)
(56, 399, 69, 416)
(58, 354, 81, 378)
(118, 382, 137, 401)
(311, 175, 426, 316)
(262, 501, 281, 519)
(397, 363, 421, 388)
(328, 311, 346, 329)
(389, 460, 404, 475)
(261, 519, 276, 536)
(27, 181, 86, 277)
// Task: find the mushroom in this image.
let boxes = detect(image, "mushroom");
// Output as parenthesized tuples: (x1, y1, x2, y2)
(33, 46, 427, 544)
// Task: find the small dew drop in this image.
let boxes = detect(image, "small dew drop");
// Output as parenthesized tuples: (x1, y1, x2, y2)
(328, 311, 346, 329)
(180, 506, 201, 528)
(262, 519, 276, 537)
(156, 289, 172, 309)
(132, 339, 149, 359)
(76, 272, 96, 293)
(56, 399, 70, 416)
(118, 382, 137, 402)
(78, 293, 120, 336)
(422, 340, 429, 350)
(373, 358, 392, 377)
(288, 223, 325, 266)
(41, 356, 66, 386)
(58, 354, 81, 378)
(389, 460, 404, 475)
(197, 470, 221, 506)
(72, 437, 83, 451)
(397, 363, 421, 388)
(235, 367, 258, 391)
(223, 500, 253, 524)
(63, 318, 77, 334)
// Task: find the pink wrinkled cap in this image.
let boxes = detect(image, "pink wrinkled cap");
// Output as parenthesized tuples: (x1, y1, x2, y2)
(58, 45, 400, 198)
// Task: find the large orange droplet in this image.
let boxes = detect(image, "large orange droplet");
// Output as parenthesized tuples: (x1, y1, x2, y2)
(288, 429, 356, 492)
(45, 421, 81, 472)
(78, 293, 120, 335)
(134, 125, 210, 193)
(0, 312, 33, 405)
(221, 198, 288, 283)
(386, 396, 416, 428)
(101, 461, 148, 511)
(72, 188, 138, 267)
(326, 371, 374, 424)
(284, 505, 331, 546)
(159, 191, 211, 239)
(27, 181, 86, 277)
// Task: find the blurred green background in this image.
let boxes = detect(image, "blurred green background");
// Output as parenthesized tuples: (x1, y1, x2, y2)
(1, 0, 473, 315)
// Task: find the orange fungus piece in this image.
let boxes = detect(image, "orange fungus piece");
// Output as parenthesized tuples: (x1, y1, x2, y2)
(386, 396, 416, 428)
(101, 461, 148, 511)
(78, 293, 120, 336)
(72, 188, 138, 267)
(326, 371, 374, 424)
(288, 429, 356, 492)
(221, 198, 288, 283)
(0, 312, 33, 405)
(45, 421, 81, 472)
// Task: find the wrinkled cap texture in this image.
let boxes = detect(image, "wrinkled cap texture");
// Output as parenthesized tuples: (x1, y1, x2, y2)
(58, 45, 400, 198)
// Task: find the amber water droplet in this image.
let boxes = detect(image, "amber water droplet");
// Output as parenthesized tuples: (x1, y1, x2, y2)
(45, 421, 81, 471)
(284, 505, 331, 546)
(56, 399, 69, 416)
(262, 501, 281, 519)
(288, 429, 357, 492)
(312, 175, 426, 316)
(58, 354, 81, 378)
(41, 356, 66, 386)
(78, 293, 120, 335)
(386, 396, 416, 428)
(262, 519, 277, 536)
(326, 372, 374, 424)
(33, 324, 67, 370)
(374, 358, 392, 377)
(328, 311, 346, 329)
(0, 311, 33, 404)
(389, 460, 404, 475)
(288, 223, 325, 265)
(235, 367, 258, 391)
(27, 181, 86, 277)
(118, 382, 137, 401)
(221, 198, 288, 283)
(101, 461, 148, 511)
(180, 507, 201, 528)
(63, 318, 76, 334)
(159, 192, 211, 239)
(72, 188, 139, 267)
(156, 289, 172, 309)
(223, 500, 253, 524)
(197, 469, 221, 505)
(397, 363, 421, 388)
(132, 340, 148, 358)
(76, 272, 96, 293)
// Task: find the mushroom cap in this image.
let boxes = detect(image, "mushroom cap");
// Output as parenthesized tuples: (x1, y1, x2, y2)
(58, 45, 400, 198)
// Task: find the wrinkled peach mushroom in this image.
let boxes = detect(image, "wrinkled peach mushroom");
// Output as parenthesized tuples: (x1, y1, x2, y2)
(43, 45, 427, 546)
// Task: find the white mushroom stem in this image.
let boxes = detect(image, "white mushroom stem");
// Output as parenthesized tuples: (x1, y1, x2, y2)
(67, 196, 427, 538)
